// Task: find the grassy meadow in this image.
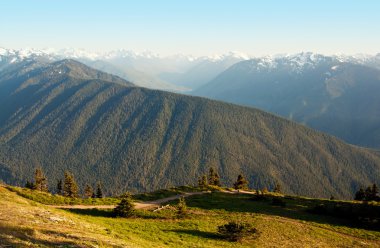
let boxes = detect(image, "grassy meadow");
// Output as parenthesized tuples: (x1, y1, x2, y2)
(0, 184, 379, 247)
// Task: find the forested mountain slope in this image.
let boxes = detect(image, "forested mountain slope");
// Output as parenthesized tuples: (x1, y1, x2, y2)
(194, 53, 380, 148)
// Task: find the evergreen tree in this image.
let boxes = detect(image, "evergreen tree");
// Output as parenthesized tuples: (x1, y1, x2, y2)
(56, 179, 63, 195)
(114, 192, 135, 217)
(198, 175, 208, 188)
(273, 182, 281, 193)
(354, 187, 365, 201)
(208, 167, 221, 186)
(355, 184, 380, 201)
(213, 172, 221, 187)
(96, 182, 103, 198)
(177, 196, 187, 217)
(208, 167, 216, 185)
(371, 183, 379, 200)
(34, 167, 48, 192)
(84, 184, 93, 198)
(364, 186, 373, 201)
(233, 174, 249, 190)
(63, 171, 78, 198)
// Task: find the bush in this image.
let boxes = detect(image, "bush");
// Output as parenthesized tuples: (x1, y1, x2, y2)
(217, 221, 258, 242)
(177, 196, 187, 218)
(114, 192, 135, 217)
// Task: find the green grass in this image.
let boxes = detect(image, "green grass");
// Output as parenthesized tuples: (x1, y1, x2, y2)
(2, 185, 380, 247)
(133, 185, 204, 201)
(62, 192, 380, 247)
(6, 186, 120, 205)
(5, 185, 207, 206)
(183, 192, 380, 239)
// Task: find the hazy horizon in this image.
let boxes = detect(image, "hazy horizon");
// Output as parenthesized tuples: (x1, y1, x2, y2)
(1, 46, 380, 59)
(1, 0, 379, 57)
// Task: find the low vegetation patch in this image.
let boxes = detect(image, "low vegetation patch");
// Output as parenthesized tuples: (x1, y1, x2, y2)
(308, 201, 380, 229)
(218, 221, 258, 242)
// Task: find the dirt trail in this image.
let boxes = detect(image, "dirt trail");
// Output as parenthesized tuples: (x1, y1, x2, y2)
(50, 191, 210, 210)
(219, 189, 256, 195)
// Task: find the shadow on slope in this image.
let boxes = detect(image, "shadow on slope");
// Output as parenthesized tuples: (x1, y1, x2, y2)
(0, 223, 82, 247)
(186, 192, 380, 231)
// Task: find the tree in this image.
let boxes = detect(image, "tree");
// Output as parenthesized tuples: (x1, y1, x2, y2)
(355, 184, 380, 201)
(273, 182, 281, 193)
(114, 192, 135, 217)
(213, 173, 221, 187)
(63, 171, 78, 198)
(56, 179, 63, 195)
(177, 196, 187, 217)
(198, 175, 208, 188)
(365, 186, 373, 201)
(371, 183, 379, 200)
(233, 174, 249, 190)
(84, 184, 93, 198)
(96, 182, 103, 198)
(34, 167, 48, 192)
(354, 188, 365, 200)
(208, 167, 221, 186)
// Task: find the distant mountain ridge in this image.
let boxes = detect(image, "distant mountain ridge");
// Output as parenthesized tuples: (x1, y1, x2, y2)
(194, 52, 380, 148)
(0, 48, 250, 91)
(0, 59, 379, 199)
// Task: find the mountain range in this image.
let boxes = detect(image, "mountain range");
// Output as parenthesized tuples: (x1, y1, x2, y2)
(194, 52, 380, 148)
(0, 58, 379, 199)
(0, 48, 248, 92)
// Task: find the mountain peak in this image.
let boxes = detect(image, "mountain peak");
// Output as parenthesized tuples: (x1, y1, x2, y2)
(45, 59, 134, 86)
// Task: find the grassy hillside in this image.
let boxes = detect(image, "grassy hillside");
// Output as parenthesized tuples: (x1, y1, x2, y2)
(0, 60, 379, 199)
(0, 184, 379, 247)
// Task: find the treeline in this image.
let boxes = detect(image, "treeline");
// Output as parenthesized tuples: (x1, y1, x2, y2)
(25, 167, 104, 199)
(354, 184, 379, 202)
(199, 167, 379, 203)
(24, 167, 379, 204)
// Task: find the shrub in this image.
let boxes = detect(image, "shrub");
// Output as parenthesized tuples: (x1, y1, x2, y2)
(114, 192, 135, 217)
(177, 196, 187, 218)
(217, 221, 258, 242)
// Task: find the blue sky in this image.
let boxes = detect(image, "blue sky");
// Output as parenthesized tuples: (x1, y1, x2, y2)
(0, 0, 379, 56)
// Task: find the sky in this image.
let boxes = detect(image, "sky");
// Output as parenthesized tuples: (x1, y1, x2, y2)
(0, 0, 379, 56)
